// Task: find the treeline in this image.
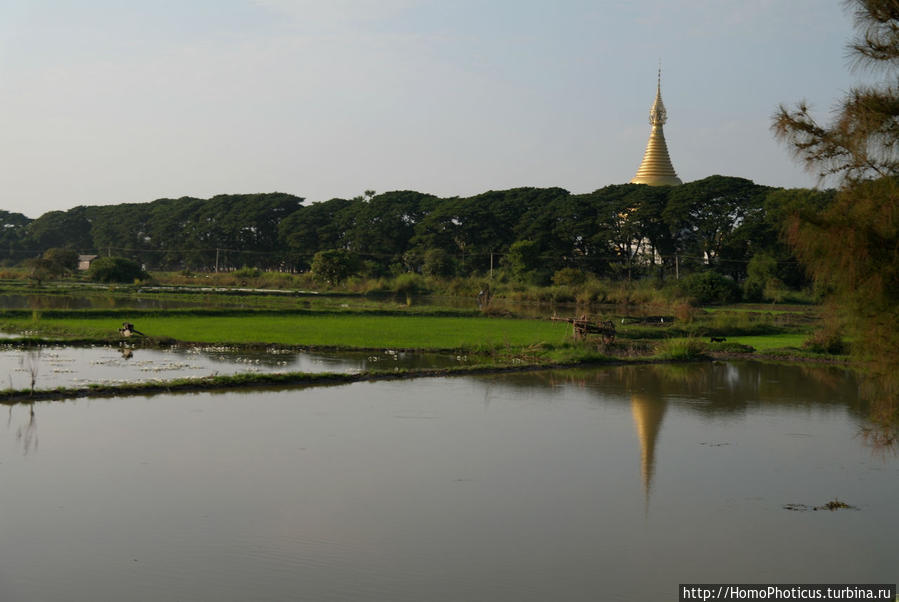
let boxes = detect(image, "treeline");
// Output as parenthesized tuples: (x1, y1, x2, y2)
(0, 176, 834, 287)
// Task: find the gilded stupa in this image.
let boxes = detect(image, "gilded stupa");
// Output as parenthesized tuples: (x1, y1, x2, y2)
(631, 68, 682, 186)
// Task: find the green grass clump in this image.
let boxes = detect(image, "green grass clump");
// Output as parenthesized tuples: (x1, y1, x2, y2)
(653, 338, 708, 361)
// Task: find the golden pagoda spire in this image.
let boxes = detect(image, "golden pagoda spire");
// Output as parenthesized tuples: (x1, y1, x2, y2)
(631, 64, 683, 186)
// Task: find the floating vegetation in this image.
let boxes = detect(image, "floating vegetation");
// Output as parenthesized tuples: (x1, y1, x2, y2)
(817, 499, 853, 511)
(783, 499, 857, 512)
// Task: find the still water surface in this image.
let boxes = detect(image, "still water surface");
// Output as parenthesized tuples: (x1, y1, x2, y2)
(0, 345, 470, 389)
(1, 362, 896, 601)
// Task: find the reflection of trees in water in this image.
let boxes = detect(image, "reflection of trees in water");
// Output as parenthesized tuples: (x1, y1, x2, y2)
(26, 294, 80, 310)
(7, 403, 38, 455)
(485, 361, 876, 512)
(856, 367, 898, 454)
(487, 362, 861, 417)
(491, 361, 899, 460)
(19, 349, 40, 392)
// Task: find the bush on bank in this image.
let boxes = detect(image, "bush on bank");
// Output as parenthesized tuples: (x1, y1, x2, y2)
(88, 257, 149, 283)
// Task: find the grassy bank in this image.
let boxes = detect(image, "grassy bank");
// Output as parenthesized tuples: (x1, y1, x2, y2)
(723, 333, 808, 351)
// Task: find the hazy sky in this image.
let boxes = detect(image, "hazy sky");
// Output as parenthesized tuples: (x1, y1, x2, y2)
(0, 1, 864, 217)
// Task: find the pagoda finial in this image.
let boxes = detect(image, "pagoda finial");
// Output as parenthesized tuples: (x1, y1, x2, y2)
(649, 62, 667, 127)
(631, 63, 682, 186)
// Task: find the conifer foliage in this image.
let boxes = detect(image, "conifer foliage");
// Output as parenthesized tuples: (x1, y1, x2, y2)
(773, 0, 899, 363)
(774, 0, 899, 183)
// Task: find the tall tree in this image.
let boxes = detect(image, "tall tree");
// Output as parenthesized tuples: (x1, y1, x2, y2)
(413, 188, 568, 275)
(24, 207, 93, 253)
(0, 210, 31, 265)
(664, 176, 769, 269)
(773, 0, 899, 365)
(278, 198, 357, 269)
(342, 190, 437, 270)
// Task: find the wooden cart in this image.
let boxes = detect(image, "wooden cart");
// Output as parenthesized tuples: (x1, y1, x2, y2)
(552, 315, 616, 343)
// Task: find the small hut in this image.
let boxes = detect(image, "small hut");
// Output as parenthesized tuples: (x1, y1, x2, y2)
(78, 254, 98, 271)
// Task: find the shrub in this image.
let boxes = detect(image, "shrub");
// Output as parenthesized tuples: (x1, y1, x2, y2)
(576, 283, 609, 304)
(43, 247, 79, 272)
(234, 266, 262, 279)
(803, 327, 848, 355)
(743, 253, 785, 302)
(311, 249, 360, 285)
(88, 257, 149, 283)
(444, 276, 480, 297)
(503, 240, 544, 283)
(679, 271, 741, 305)
(393, 273, 429, 304)
(24, 257, 61, 285)
(671, 301, 696, 323)
(552, 267, 587, 287)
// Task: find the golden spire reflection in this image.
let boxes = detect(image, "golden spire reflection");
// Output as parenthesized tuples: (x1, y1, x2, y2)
(631, 65, 683, 186)
(630, 392, 667, 511)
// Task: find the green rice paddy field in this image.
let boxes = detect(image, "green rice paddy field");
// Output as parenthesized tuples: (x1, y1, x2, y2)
(1, 314, 573, 350)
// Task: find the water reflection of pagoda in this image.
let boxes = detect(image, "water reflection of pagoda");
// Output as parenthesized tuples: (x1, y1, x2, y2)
(630, 392, 667, 512)
(545, 368, 670, 512)
(539, 363, 858, 514)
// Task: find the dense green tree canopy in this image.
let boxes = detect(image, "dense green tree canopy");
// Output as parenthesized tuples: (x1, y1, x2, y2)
(24, 207, 93, 252)
(665, 176, 770, 265)
(3, 178, 826, 288)
(279, 198, 356, 269)
(0, 210, 31, 264)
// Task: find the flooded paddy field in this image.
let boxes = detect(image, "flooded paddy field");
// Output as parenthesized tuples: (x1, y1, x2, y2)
(0, 345, 472, 390)
(0, 292, 215, 311)
(0, 287, 817, 325)
(1, 361, 895, 601)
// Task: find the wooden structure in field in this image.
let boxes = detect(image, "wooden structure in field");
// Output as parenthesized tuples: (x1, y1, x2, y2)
(552, 315, 616, 343)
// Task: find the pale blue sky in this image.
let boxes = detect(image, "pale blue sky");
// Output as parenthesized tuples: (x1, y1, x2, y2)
(0, 1, 862, 217)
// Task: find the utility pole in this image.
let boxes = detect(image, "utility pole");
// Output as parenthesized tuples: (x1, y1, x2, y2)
(215, 248, 220, 273)
(489, 252, 494, 279)
(675, 254, 679, 280)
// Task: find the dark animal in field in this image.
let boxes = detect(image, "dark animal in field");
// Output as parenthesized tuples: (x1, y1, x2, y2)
(119, 322, 146, 337)
(709, 336, 726, 343)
